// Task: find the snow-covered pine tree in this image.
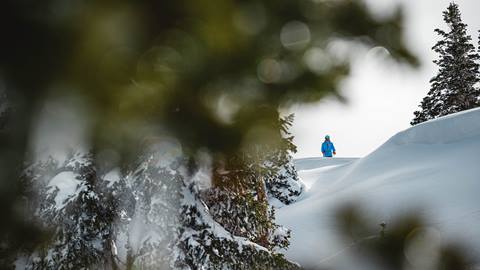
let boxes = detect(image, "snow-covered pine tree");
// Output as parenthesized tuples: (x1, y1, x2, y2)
(176, 155, 300, 270)
(263, 114, 304, 206)
(201, 155, 283, 250)
(175, 184, 300, 270)
(120, 149, 184, 270)
(24, 152, 127, 269)
(411, 2, 480, 125)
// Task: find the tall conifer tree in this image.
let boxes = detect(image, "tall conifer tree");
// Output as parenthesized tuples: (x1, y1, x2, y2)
(412, 2, 480, 125)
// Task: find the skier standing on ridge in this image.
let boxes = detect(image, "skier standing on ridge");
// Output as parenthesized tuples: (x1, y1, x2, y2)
(321, 135, 336, 157)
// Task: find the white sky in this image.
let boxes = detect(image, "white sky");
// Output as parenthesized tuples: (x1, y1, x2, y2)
(289, 0, 480, 158)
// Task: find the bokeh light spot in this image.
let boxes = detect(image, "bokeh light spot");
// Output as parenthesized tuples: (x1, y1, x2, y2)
(280, 21, 311, 50)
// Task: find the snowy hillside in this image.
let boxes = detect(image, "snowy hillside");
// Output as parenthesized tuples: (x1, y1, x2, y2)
(278, 108, 480, 268)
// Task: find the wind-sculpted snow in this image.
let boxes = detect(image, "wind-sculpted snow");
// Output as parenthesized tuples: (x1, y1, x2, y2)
(278, 108, 480, 269)
(389, 107, 480, 145)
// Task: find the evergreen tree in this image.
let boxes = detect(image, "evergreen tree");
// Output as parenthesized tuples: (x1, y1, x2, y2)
(176, 160, 298, 270)
(24, 152, 127, 269)
(263, 114, 304, 206)
(411, 2, 480, 125)
(121, 150, 184, 270)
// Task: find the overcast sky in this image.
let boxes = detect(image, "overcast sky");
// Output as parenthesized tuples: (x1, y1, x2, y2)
(289, 0, 480, 158)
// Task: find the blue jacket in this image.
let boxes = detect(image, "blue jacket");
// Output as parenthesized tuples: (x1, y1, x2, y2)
(321, 141, 336, 157)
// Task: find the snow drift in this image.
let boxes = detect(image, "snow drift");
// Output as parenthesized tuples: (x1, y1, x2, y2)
(278, 108, 480, 268)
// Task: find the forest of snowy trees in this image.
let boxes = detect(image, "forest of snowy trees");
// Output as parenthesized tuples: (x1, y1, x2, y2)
(16, 118, 302, 269)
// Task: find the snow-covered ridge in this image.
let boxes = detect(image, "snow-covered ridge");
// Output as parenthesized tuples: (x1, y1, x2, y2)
(387, 107, 480, 145)
(278, 108, 480, 268)
(294, 157, 357, 171)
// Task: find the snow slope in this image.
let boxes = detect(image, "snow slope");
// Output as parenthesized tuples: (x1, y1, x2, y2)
(278, 108, 480, 268)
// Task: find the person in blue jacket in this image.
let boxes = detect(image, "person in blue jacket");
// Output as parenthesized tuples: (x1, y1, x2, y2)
(321, 135, 336, 157)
